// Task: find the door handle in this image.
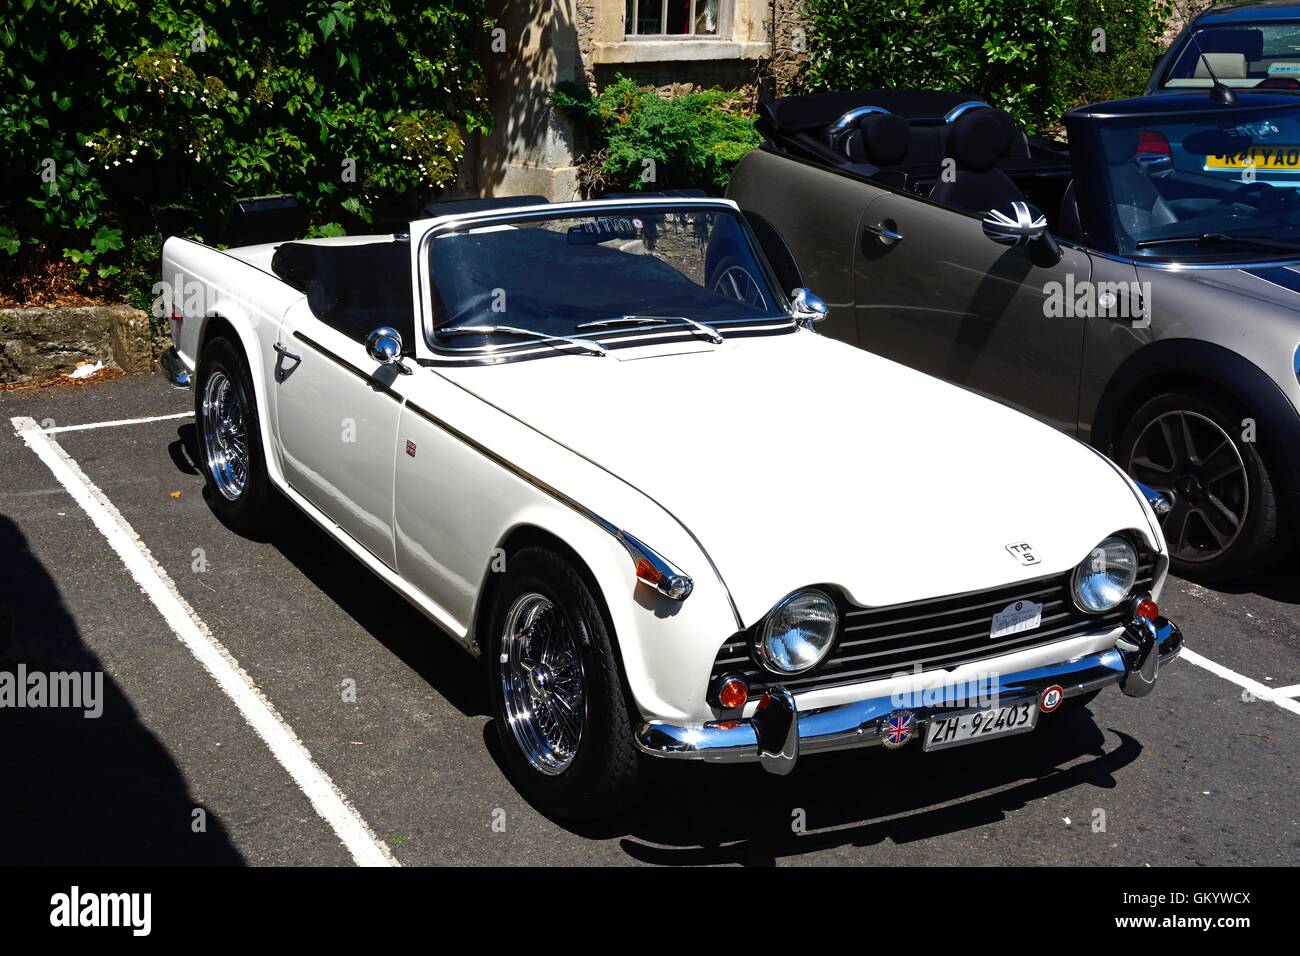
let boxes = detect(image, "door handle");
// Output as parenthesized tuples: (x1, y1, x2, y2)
(273, 341, 303, 382)
(864, 221, 903, 245)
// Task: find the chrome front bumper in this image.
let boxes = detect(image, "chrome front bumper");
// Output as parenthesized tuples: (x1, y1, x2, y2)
(160, 346, 191, 388)
(636, 615, 1182, 774)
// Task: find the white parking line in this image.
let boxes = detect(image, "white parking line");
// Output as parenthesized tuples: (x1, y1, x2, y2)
(37, 411, 193, 434)
(1181, 648, 1300, 716)
(10, 415, 399, 867)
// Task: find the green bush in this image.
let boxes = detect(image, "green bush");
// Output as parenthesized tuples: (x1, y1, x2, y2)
(797, 0, 1170, 135)
(552, 76, 763, 194)
(0, 0, 492, 302)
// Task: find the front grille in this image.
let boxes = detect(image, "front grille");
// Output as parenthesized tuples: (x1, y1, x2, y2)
(710, 561, 1156, 697)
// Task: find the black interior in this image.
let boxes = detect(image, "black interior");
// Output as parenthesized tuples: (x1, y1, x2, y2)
(759, 89, 1075, 229)
(271, 240, 415, 351)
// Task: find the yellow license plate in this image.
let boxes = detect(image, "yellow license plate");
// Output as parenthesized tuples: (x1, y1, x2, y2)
(1206, 146, 1300, 170)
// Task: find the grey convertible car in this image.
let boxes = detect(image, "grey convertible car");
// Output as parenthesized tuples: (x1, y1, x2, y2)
(727, 87, 1300, 579)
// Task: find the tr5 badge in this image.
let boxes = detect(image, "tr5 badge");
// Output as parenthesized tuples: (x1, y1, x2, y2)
(1005, 541, 1040, 565)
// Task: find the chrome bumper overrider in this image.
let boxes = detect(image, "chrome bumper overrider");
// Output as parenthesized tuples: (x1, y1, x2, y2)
(636, 616, 1182, 774)
(160, 346, 191, 388)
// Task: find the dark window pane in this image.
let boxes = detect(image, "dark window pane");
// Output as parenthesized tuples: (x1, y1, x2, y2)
(635, 0, 662, 34)
(666, 0, 690, 35)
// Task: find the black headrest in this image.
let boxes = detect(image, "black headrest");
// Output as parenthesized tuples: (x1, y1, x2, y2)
(1103, 128, 1142, 166)
(859, 113, 910, 165)
(1200, 28, 1264, 61)
(947, 110, 1010, 171)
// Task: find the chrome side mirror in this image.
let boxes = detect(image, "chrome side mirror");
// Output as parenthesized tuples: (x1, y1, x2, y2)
(981, 201, 1048, 246)
(365, 327, 412, 375)
(790, 288, 829, 330)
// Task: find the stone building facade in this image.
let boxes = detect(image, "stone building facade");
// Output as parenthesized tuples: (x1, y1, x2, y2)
(469, 0, 807, 200)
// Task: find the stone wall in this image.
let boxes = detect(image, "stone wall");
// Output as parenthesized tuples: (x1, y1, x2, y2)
(0, 305, 155, 385)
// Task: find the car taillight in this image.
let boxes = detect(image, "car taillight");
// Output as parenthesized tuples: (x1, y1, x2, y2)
(1137, 130, 1171, 158)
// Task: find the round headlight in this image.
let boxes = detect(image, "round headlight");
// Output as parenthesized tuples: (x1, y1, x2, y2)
(758, 589, 838, 675)
(1071, 535, 1138, 613)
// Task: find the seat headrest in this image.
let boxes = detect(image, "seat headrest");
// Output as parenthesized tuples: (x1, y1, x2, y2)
(1103, 129, 1142, 166)
(858, 112, 910, 166)
(1194, 52, 1247, 79)
(947, 110, 1010, 172)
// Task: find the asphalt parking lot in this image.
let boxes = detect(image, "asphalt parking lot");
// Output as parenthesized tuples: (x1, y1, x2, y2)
(1, 371, 1297, 867)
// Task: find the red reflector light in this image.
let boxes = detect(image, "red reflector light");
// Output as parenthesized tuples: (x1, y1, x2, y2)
(1135, 598, 1158, 621)
(170, 310, 183, 323)
(718, 677, 749, 710)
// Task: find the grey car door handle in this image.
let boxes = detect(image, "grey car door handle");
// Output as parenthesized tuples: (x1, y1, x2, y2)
(273, 341, 303, 362)
(864, 221, 904, 245)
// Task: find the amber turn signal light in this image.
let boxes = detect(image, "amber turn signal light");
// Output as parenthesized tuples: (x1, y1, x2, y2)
(717, 675, 749, 710)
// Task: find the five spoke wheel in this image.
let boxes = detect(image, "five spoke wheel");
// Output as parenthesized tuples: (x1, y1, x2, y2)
(1124, 409, 1248, 565)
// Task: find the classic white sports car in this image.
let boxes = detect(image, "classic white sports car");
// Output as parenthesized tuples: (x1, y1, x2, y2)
(159, 195, 1183, 819)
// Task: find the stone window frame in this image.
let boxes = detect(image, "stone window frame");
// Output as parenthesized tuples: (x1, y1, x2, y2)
(624, 0, 734, 39)
(590, 0, 769, 64)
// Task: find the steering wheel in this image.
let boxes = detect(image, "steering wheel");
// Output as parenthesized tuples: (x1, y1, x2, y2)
(1215, 180, 1278, 209)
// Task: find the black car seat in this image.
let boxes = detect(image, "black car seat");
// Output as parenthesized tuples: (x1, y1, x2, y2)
(1104, 128, 1177, 237)
(927, 110, 1026, 211)
(845, 111, 911, 166)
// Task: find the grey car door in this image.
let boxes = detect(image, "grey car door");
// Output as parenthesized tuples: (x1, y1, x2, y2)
(854, 191, 1092, 434)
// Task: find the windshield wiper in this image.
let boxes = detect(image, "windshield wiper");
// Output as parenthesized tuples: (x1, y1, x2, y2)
(1135, 232, 1300, 253)
(435, 324, 607, 357)
(577, 314, 724, 345)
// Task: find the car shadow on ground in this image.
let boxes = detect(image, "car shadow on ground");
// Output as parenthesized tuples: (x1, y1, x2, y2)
(1196, 553, 1300, 605)
(487, 708, 1140, 865)
(173, 422, 489, 720)
(0, 511, 244, 865)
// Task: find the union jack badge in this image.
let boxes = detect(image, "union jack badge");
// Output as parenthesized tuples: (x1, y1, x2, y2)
(880, 710, 916, 750)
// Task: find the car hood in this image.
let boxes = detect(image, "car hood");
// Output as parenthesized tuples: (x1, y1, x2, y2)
(439, 332, 1155, 625)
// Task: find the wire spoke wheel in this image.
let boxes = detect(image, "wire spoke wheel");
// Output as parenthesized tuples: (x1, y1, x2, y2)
(1126, 409, 1248, 564)
(201, 370, 249, 502)
(712, 264, 767, 309)
(499, 592, 587, 775)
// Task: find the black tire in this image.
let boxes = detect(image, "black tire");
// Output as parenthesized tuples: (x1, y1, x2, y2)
(193, 335, 279, 536)
(1115, 390, 1286, 581)
(485, 547, 646, 820)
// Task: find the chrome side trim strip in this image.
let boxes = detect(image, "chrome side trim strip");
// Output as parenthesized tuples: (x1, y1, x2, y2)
(404, 401, 694, 602)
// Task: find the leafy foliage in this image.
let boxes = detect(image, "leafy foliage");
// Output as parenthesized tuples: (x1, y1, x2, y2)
(0, 0, 491, 302)
(798, 0, 1170, 135)
(552, 76, 762, 194)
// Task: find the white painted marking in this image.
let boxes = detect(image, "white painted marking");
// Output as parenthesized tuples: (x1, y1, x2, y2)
(1181, 648, 1300, 716)
(38, 411, 193, 434)
(11, 416, 398, 867)
(1267, 682, 1300, 699)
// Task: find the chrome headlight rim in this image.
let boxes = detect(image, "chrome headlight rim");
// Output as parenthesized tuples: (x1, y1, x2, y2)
(1070, 534, 1140, 615)
(755, 587, 840, 676)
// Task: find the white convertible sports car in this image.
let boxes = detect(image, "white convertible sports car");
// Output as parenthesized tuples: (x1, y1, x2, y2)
(159, 195, 1183, 819)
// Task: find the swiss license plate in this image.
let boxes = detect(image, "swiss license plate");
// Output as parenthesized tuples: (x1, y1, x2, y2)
(923, 700, 1038, 752)
(1205, 146, 1300, 170)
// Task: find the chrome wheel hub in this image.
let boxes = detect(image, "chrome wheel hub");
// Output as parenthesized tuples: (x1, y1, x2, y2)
(201, 371, 249, 502)
(1126, 410, 1248, 564)
(499, 593, 586, 776)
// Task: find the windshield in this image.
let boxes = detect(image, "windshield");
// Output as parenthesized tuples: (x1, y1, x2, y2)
(424, 207, 789, 358)
(1163, 24, 1300, 89)
(1093, 104, 1300, 258)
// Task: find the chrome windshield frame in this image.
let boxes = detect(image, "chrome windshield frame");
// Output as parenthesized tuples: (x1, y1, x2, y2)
(413, 197, 797, 366)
